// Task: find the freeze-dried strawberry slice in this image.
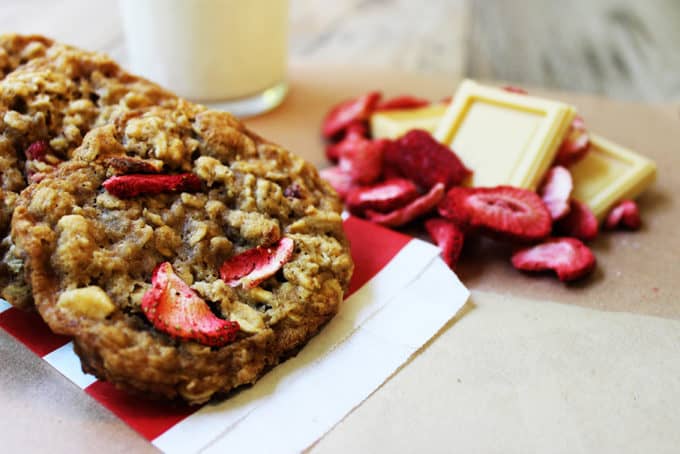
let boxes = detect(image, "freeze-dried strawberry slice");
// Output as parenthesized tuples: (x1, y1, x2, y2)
(325, 121, 369, 162)
(385, 129, 471, 190)
(141, 262, 240, 346)
(502, 86, 528, 95)
(346, 178, 419, 215)
(376, 95, 430, 111)
(338, 136, 388, 185)
(555, 199, 599, 241)
(539, 166, 573, 220)
(365, 182, 445, 227)
(604, 200, 641, 230)
(511, 237, 596, 281)
(103, 173, 202, 198)
(555, 116, 590, 166)
(24, 140, 51, 162)
(439, 186, 551, 242)
(425, 218, 465, 269)
(320, 166, 356, 200)
(220, 237, 294, 289)
(322, 91, 382, 139)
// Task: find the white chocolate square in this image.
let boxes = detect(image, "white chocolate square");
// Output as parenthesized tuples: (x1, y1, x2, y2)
(435, 80, 576, 189)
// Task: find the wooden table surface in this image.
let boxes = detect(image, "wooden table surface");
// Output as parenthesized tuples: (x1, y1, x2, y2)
(1, 0, 678, 103)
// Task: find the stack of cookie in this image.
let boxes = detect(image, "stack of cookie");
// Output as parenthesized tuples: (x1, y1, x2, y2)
(0, 34, 353, 404)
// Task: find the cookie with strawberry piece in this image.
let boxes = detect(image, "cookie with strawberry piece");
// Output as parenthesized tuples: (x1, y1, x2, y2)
(0, 33, 178, 308)
(10, 104, 353, 404)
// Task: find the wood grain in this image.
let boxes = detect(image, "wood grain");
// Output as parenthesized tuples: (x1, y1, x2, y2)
(0, 0, 678, 102)
(466, 0, 680, 102)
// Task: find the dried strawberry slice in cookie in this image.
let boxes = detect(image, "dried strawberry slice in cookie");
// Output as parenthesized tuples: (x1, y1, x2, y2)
(555, 116, 590, 166)
(322, 91, 381, 139)
(142, 262, 240, 346)
(539, 166, 573, 220)
(425, 218, 465, 269)
(555, 199, 599, 241)
(24, 140, 51, 162)
(376, 95, 430, 111)
(220, 237, 295, 289)
(439, 186, 551, 242)
(604, 200, 641, 230)
(102, 173, 202, 198)
(346, 178, 419, 215)
(365, 182, 445, 227)
(24, 141, 62, 183)
(511, 237, 596, 281)
(385, 129, 471, 190)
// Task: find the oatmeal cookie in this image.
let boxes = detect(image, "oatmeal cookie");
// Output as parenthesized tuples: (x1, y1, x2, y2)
(11, 105, 353, 403)
(0, 33, 177, 307)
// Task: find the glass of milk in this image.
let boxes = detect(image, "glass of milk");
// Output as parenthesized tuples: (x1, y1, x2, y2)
(119, 0, 289, 118)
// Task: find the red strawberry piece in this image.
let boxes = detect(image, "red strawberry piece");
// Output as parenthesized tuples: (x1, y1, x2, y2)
(555, 116, 590, 166)
(539, 166, 573, 220)
(382, 164, 404, 180)
(220, 237, 294, 289)
(425, 218, 465, 269)
(376, 95, 430, 111)
(24, 140, 51, 162)
(385, 129, 471, 190)
(338, 136, 387, 185)
(555, 199, 599, 241)
(345, 178, 419, 215)
(320, 166, 356, 200)
(365, 182, 445, 227)
(438, 186, 474, 226)
(325, 121, 369, 162)
(511, 237, 596, 282)
(604, 199, 641, 230)
(502, 86, 528, 95)
(141, 262, 240, 346)
(106, 156, 163, 174)
(102, 173, 202, 198)
(322, 91, 382, 139)
(439, 186, 551, 242)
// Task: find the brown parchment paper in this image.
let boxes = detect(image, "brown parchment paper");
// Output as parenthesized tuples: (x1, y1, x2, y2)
(2, 65, 679, 453)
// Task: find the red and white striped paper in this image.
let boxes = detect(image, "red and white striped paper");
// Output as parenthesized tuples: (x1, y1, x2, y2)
(0, 216, 469, 453)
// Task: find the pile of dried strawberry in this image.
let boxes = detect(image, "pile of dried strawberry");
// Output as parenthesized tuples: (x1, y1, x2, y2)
(320, 90, 642, 282)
